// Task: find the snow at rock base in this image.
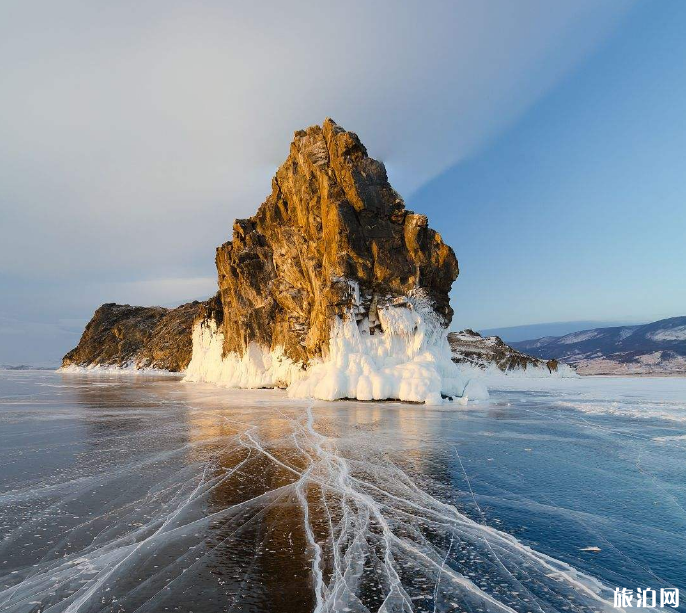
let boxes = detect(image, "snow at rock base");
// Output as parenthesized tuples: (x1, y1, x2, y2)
(185, 296, 489, 405)
(59, 363, 178, 375)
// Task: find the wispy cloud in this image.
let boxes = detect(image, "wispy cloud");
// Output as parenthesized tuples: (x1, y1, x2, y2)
(0, 0, 634, 276)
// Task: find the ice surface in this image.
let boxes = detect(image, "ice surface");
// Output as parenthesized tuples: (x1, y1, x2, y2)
(5, 372, 670, 613)
(481, 375, 686, 423)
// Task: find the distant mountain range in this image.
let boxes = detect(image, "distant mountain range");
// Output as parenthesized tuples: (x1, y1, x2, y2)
(477, 320, 636, 343)
(512, 316, 686, 375)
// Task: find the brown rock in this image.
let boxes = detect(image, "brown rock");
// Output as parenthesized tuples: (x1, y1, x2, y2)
(62, 298, 217, 371)
(64, 119, 459, 372)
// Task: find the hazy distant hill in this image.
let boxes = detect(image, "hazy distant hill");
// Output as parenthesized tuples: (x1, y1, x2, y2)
(512, 316, 686, 375)
(477, 320, 633, 343)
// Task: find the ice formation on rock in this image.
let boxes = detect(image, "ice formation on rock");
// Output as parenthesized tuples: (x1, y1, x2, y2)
(184, 318, 302, 390)
(287, 294, 488, 404)
(185, 289, 489, 404)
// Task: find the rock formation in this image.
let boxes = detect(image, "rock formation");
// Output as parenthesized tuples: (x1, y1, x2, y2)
(65, 119, 494, 402)
(448, 330, 569, 375)
(212, 118, 458, 366)
(62, 300, 214, 371)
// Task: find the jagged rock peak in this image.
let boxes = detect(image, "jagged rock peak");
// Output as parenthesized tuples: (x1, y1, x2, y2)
(214, 118, 459, 365)
(61, 119, 461, 394)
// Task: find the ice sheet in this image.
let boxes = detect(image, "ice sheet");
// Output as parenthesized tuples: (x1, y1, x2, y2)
(4, 372, 678, 612)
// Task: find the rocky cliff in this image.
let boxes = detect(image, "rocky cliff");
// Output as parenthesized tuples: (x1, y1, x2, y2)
(213, 119, 458, 366)
(65, 120, 484, 403)
(61, 300, 217, 372)
(448, 330, 570, 375)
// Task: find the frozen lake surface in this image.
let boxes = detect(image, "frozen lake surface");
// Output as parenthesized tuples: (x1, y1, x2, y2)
(0, 371, 684, 613)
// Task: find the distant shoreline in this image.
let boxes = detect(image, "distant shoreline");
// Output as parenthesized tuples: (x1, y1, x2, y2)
(0, 365, 59, 371)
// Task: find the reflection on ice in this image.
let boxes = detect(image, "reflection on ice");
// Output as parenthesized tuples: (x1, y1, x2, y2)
(1, 372, 682, 612)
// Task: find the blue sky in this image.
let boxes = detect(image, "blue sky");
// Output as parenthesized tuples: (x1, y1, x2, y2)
(1, 0, 684, 363)
(411, 1, 686, 332)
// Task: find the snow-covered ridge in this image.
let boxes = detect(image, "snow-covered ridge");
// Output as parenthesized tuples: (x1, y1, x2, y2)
(648, 325, 686, 342)
(185, 292, 489, 405)
(512, 316, 686, 375)
(558, 330, 599, 344)
(618, 327, 638, 340)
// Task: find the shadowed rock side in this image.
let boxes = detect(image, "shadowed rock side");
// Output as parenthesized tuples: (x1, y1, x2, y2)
(62, 298, 220, 371)
(449, 329, 564, 374)
(215, 118, 458, 365)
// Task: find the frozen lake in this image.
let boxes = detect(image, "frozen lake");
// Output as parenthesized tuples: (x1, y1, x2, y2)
(0, 371, 684, 613)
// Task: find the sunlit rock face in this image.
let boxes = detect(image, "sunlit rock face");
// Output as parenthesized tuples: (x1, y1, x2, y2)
(214, 118, 459, 366)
